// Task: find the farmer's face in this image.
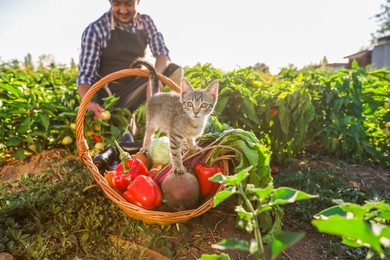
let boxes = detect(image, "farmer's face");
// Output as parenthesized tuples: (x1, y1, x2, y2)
(110, 0, 139, 25)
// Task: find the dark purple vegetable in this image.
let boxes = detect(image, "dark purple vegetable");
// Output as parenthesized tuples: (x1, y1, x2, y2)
(108, 160, 120, 172)
(122, 126, 135, 142)
(93, 146, 119, 174)
(92, 121, 142, 175)
(161, 171, 200, 211)
(118, 141, 142, 153)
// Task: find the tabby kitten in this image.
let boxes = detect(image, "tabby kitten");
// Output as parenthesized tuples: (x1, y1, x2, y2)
(133, 60, 219, 175)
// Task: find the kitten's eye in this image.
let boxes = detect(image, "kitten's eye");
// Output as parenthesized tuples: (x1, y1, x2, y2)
(186, 102, 193, 107)
(201, 103, 208, 108)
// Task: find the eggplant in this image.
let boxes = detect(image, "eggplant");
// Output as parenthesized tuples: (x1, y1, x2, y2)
(117, 140, 142, 153)
(122, 126, 135, 142)
(108, 160, 120, 171)
(92, 140, 143, 175)
(93, 146, 119, 175)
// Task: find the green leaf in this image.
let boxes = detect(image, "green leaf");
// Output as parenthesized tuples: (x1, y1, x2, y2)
(271, 232, 305, 260)
(25, 135, 34, 144)
(38, 113, 50, 131)
(312, 216, 383, 254)
(0, 83, 24, 98)
(215, 96, 230, 113)
(201, 129, 270, 189)
(6, 136, 21, 147)
(242, 96, 260, 124)
(316, 201, 390, 221)
(17, 117, 31, 134)
(11, 148, 25, 160)
(315, 205, 348, 218)
(248, 184, 273, 201)
(369, 201, 390, 220)
(262, 209, 284, 244)
(256, 205, 273, 214)
(380, 226, 390, 243)
(213, 187, 236, 207)
(209, 173, 225, 183)
(235, 205, 253, 219)
(212, 238, 250, 251)
(342, 236, 367, 248)
(278, 103, 290, 135)
(271, 187, 318, 205)
(198, 253, 231, 260)
(341, 203, 371, 219)
(102, 95, 120, 109)
(230, 140, 259, 167)
(215, 167, 251, 187)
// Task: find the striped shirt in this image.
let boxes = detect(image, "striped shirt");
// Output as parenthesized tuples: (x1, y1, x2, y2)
(77, 10, 169, 85)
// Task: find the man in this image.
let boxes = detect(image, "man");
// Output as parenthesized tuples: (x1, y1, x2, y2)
(77, 0, 182, 120)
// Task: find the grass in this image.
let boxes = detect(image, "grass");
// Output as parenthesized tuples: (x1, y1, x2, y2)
(0, 158, 182, 259)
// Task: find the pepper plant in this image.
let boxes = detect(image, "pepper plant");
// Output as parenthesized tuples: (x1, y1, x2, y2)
(0, 61, 79, 160)
(1, 59, 389, 166)
(312, 200, 390, 259)
(0, 60, 131, 161)
(200, 167, 318, 260)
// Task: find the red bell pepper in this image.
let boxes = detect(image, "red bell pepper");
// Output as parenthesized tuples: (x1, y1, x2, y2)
(194, 163, 222, 197)
(115, 158, 150, 178)
(271, 107, 278, 118)
(112, 140, 150, 191)
(112, 171, 132, 191)
(92, 135, 103, 143)
(123, 175, 162, 210)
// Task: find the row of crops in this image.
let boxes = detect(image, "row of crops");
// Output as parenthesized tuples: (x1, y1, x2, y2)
(0, 58, 389, 166)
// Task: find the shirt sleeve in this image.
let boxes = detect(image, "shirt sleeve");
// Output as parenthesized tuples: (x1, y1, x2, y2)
(77, 25, 104, 85)
(143, 15, 170, 57)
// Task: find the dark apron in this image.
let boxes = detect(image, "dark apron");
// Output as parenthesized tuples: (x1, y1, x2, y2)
(95, 19, 148, 111)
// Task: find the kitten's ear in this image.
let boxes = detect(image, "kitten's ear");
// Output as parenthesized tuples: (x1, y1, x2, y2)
(206, 79, 219, 100)
(180, 78, 194, 98)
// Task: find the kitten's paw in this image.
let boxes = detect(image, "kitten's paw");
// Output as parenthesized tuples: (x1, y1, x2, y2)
(140, 147, 150, 156)
(188, 145, 202, 153)
(173, 166, 187, 175)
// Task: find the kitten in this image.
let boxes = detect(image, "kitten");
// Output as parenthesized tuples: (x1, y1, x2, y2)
(133, 60, 219, 175)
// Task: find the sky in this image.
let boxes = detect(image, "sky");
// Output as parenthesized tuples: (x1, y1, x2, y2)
(0, 0, 384, 74)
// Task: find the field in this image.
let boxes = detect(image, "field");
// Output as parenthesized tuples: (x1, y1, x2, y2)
(0, 58, 389, 259)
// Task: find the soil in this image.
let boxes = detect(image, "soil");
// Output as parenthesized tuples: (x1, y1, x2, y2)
(1, 149, 389, 260)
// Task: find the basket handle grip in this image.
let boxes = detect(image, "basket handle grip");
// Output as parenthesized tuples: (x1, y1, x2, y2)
(75, 68, 180, 164)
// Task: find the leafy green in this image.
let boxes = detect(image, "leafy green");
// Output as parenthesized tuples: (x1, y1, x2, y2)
(270, 232, 305, 260)
(200, 128, 272, 188)
(313, 201, 390, 258)
(206, 166, 317, 259)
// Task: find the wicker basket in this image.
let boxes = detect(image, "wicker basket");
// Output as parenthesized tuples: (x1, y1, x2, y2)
(75, 68, 230, 225)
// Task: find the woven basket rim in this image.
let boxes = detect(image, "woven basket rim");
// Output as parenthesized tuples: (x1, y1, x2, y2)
(75, 68, 230, 225)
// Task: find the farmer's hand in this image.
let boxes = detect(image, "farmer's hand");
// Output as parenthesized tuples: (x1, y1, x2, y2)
(78, 84, 107, 120)
(87, 102, 107, 121)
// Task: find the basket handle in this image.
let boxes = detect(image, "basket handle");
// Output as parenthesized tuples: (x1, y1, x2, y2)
(75, 68, 181, 164)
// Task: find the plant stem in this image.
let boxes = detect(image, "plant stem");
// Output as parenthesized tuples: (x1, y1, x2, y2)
(238, 183, 265, 260)
(114, 140, 131, 172)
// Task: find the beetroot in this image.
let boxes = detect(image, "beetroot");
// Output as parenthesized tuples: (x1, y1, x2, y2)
(161, 171, 200, 211)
